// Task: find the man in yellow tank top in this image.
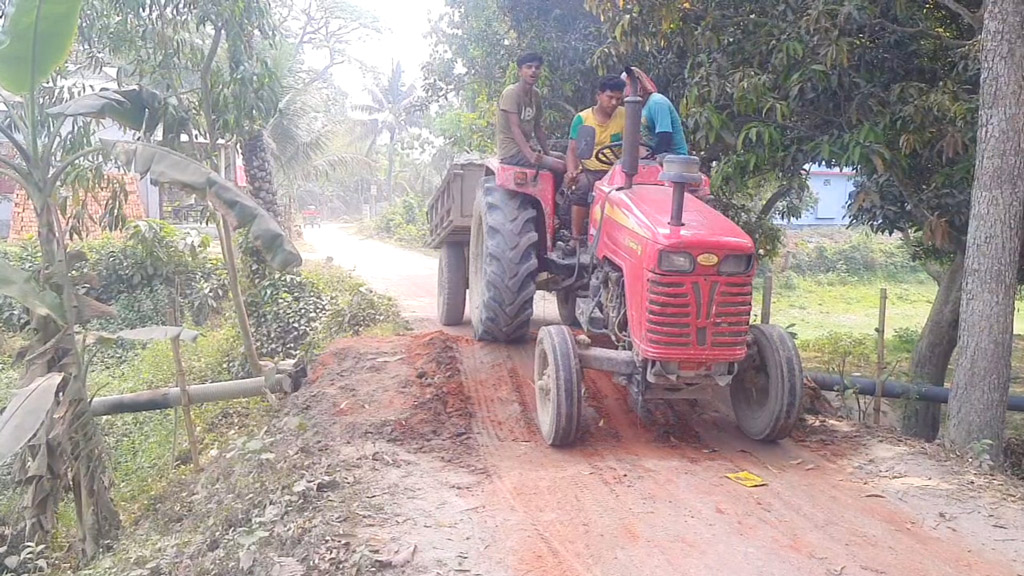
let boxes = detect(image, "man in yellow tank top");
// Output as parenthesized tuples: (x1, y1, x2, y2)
(565, 75, 626, 251)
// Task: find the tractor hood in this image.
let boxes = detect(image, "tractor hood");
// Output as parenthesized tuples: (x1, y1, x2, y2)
(602, 182, 755, 254)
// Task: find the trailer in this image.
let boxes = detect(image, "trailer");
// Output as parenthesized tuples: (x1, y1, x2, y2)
(427, 159, 487, 326)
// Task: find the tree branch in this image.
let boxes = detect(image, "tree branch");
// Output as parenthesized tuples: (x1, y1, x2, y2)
(201, 24, 225, 148)
(936, 0, 983, 29)
(0, 117, 33, 166)
(0, 158, 33, 190)
(874, 18, 974, 47)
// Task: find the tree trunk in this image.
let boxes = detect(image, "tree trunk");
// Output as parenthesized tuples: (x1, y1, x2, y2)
(901, 250, 964, 441)
(386, 127, 397, 202)
(947, 0, 1024, 462)
(242, 131, 281, 223)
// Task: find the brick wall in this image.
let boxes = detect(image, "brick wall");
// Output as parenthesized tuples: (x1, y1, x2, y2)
(9, 173, 146, 241)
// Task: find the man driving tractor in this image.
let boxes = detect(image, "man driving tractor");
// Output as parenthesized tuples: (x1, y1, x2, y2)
(565, 75, 627, 253)
(496, 52, 567, 183)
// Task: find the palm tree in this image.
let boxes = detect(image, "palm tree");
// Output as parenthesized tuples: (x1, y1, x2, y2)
(265, 71, 376, 223)
(354, 62, 420, 202)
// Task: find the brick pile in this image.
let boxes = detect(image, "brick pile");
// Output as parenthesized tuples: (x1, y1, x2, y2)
(9, 173, 146, 241)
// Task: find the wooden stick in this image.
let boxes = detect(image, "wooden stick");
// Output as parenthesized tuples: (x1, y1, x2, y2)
(171, 336, 200, 470)
(171, 279, 201, 470)
(874, 287, 888, 426)
(761, 271, 773, 324)
(216, 215, 262, 376)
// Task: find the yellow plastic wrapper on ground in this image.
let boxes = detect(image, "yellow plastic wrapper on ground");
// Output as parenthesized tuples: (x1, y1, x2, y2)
(726, 471, 767, 488)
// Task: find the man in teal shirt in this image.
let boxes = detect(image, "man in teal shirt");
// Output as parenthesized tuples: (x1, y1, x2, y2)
(622, 66, 688, 157)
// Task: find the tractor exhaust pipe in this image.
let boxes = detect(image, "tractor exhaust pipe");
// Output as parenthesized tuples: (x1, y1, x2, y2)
(659, 155, 703, 227)
(622, 71, 642, 189)
(669, 183, 686, 227)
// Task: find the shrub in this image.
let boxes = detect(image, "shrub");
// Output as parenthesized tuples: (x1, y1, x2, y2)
(786, 230, 922, 280)
(371, 194, 430, 247)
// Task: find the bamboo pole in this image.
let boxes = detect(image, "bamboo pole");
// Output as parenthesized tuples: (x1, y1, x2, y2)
(874, 287, 888, 426)
(216, 145, 261, 376)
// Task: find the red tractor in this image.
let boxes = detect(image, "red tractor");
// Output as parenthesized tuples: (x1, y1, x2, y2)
(427, 77, 802, 446)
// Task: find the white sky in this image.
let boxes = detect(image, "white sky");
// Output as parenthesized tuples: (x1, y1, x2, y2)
(332, 0, 447, 106)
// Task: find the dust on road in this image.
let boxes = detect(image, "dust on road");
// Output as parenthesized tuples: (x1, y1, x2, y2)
(301, 223, 1024, 576)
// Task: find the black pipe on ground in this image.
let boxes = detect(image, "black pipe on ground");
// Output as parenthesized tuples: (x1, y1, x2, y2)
(806, 372, 1024, 413)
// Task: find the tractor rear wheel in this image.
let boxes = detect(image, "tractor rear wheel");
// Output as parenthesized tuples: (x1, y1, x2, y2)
(437, 241, 467, 326)
(730, 324, 803, 441)
(469, 180, 539, 342)
(534, 325, 583, 446)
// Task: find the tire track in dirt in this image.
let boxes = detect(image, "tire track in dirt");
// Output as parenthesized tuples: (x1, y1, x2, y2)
(456, 337, 1020, 576)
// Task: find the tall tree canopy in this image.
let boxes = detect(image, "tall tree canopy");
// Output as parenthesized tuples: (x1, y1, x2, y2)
(423, 0, 607, 153)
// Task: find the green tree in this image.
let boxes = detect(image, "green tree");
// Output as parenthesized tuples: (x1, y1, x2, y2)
(355, 62, 420, 202)
(423, 0, 607, 153)
(947, 0, 1024, 462)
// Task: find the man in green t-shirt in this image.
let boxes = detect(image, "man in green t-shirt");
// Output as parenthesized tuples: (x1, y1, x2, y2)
(565, 75, 626, 250)
(496, 52, 567, 179)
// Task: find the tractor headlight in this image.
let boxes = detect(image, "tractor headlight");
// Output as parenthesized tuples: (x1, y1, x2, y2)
(658, 251, 695, 273)
(719, 254, 754, 275)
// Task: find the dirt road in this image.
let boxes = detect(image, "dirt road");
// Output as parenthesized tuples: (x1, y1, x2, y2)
(302, 224, 1024, 576)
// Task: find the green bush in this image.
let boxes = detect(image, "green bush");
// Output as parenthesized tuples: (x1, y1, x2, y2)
(372, 194, 430, 247)
(787, 230, 922, 280)
(82, 221, 227, 328)
(0, 222, 227, 337)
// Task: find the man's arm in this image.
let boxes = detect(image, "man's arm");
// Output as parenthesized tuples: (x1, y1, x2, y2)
(565, 114, 584, 184)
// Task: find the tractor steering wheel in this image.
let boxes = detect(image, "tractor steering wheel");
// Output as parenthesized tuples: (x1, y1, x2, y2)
(594, 142, 623, 166)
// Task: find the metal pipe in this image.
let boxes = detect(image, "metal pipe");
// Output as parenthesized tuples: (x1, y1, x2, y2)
(622, 84, 642, 189)
(669, 182, 686, 227)
(91, 371, 304, 416)
(578, 346, 637, 375)
(806, 372, 1024, 412)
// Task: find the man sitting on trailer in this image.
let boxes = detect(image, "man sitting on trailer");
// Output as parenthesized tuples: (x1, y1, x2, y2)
(564, 75, 627, 253)
(496, 52, 567, 182)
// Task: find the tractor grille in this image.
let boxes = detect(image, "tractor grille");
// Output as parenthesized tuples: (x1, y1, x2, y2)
(645, 273, 752, 353)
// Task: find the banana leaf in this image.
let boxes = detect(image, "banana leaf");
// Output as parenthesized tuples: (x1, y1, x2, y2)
(0, 373, 64, 463)
(0, 0, 84, 94)
(47, 86, 166, 135)
(0, 258, 66, 323)
(101, 139, 302, 271)
(116, 326, 200, 343)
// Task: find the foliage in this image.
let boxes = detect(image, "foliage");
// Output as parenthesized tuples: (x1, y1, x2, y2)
(585, 0, 979, 260)
(81, 221, 227, 327)
(424, 0, 607, 153)
(245, 271, 331, 361)
(371, 194, 430, 248)
(786, 231, 922, 280)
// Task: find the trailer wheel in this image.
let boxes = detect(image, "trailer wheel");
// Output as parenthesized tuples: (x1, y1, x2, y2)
(534, 325, 583, 446)
(469, 180, 538, 342)
(556, 289, 579, 327)
(437, 242, 467, 326)
(730, 324, 803, 442)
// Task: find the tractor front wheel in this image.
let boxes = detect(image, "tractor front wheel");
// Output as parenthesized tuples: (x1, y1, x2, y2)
(534, 325, 583, 446)
(437, 241, 467, 326)
(730, 324, 803, 442)
(469, 179, 539, 342)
